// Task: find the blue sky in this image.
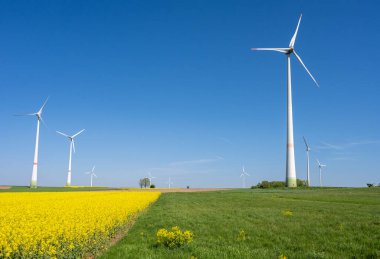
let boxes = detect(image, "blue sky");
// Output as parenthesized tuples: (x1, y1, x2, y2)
(0, 0, 379, 188)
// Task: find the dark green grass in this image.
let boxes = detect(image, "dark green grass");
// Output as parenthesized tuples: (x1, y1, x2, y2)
(101, 188, 380, 259)
(0, 186, 118, 192)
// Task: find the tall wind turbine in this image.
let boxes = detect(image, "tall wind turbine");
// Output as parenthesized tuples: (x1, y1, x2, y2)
(316, 159, 326, 187)
(251, 14, 319, 187)
(240, 166, 250, 188)
(147, 172, 156, 187)
(85, 166, 97, 187)
(56, 129, 85, 186)
(16, 98, 49, 188)
(303, 136, 311, 186)
(167, 177, 173, 189)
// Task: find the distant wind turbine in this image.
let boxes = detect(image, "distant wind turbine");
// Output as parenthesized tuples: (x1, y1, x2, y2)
(251, 14, 319, 187)
(316, 159, 326, 187)
(303, 136, 311, 186)
(85, 166, 97, 187)
(56, 129, 85, 186)
(147, 172, 156, 187)
(240, 166, 250, 188)
(15, 97, 49, 188)
(167, 177, 173, 189)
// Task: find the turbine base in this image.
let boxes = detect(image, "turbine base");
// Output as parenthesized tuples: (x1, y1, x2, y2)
(30, 180, 37, 188)
(286, 177, 297, 188)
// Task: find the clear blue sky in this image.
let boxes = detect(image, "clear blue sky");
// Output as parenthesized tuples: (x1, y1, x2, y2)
(0, 0, 379, 188)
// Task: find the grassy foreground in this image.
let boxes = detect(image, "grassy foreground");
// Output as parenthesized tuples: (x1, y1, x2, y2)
(101, 188, 380, 259)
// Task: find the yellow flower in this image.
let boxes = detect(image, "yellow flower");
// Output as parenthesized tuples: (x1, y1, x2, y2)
(0, 191, 160, 258)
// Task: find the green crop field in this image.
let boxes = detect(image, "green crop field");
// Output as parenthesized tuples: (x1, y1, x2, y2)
(101, 188, 380, 259)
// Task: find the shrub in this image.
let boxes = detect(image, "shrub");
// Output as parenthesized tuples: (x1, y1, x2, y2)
(296, 179, 307, 187)
(150, 184, 156, 188)
(156, 226, 193, 248)
(257, 179, 306, 188)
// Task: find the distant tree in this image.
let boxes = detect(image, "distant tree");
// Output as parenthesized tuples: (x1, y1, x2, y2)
(139, 178, 150, 188)
(150, 184, 156, 188)
(297, 179, 307, 187)
(257, 179, 305, 188)
(142, 178, 150, 188)
(187, 186, 190, 189)
(367, 183, 374, 187)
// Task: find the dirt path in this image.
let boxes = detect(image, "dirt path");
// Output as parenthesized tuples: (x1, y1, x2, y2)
(128, 188, 234, 193)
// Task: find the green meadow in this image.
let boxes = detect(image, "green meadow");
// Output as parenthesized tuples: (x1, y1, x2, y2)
(101, 188, 380, 259)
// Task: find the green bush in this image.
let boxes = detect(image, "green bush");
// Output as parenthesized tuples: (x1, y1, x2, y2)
(150, 184, 156, 188)
(256, 179, 306, 188)
(156, 226, 193, 248)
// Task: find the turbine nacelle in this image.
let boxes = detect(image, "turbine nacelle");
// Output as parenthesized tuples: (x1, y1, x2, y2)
(240, 166, 250, 177)
(303, 136, 311, 152)
(317, 159, 326, 168)
(56, 129, 85, 153)
(251, 14, 319, 87)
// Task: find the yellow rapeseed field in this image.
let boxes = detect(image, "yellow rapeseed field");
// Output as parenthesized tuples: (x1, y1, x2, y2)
(0, 191, 160, 258)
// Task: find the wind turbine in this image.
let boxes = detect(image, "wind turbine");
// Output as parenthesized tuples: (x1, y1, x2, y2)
(303, 136, 311, 186)
(56, 129, 85, 186)
(147, 172, 156, 187)
(85, 166, 97, 187)
(240, 166, 250, 188)
(316, 159, 326, 187)
(16, 98, 49, 188)
(167, 177, 173, 189)
(251, 14, 319, 187)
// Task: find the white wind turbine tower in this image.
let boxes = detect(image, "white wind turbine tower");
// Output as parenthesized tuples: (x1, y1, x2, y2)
(167, 177, 173, 189)
(16, 98, 49, 188)
(316, 159, 326, 187)
(85, 166, 97, 187)
(251, 14, 319, 187)
(240, 166, 250, 188)
(147, 172, 156, 187)
(56, 129, 85, 186)
(303, 136, 311, 186)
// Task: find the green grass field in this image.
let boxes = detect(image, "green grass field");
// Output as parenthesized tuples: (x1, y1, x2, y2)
(101, 188, 380, 259)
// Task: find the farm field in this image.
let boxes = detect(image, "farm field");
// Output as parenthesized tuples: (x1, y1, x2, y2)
(102, 188, 380, 259)
(0, 191, 160, 258)
(0, 186, 118, 192)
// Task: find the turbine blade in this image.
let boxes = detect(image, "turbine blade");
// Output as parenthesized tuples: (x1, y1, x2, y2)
(38, 97, 49, 115)
(72, 140, 76, 153)
(251, 48, 290, 53)
(14, 113, 37, 116)
(40, 116, 49, 129)
(289, 14, 302, 48)
(72, 129, 85, 138)
(92, 166, 96, 172)
(303, 136, 309, 148)
(56, 131, 69, 137)
(93, 174, 97, 178)
(316, 159, 320, 166)
(293, 50, 319, 87)
(245, 173, 250, 176)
